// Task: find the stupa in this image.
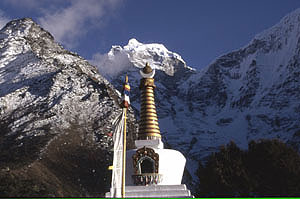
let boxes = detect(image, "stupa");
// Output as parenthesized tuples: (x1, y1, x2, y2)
(106, 63, 193, 198)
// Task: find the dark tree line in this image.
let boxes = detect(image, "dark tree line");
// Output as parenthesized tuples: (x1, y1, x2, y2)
(196, 139, 300, 197)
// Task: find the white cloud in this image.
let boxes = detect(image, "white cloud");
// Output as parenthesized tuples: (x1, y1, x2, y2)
(38, 0, 121, 48)
(0, 0, 127, 77)
(0, 10, 10, 29)
(89, 50, 132, 79)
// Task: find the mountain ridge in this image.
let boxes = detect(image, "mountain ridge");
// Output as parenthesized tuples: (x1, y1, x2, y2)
(0, 18, 137, 197)
(1, 7, 300, 196)
(100, 8, 300, 187)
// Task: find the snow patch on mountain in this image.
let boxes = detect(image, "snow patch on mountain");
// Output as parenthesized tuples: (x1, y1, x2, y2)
(0, 18, 139, 165)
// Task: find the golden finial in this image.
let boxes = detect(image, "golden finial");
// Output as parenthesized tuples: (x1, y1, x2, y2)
(143, 63, 153, 74)
(138, 63, 161, 140)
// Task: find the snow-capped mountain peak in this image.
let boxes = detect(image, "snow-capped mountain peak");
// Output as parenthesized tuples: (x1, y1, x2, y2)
(1, 18, 35, 38)
(255, 7, 300, 42)
(0, 17, 136, 167)
(105, 9, 300, 189)
(2, 7, 300, 195)
(95, 38, 195, 79)
(124, 38, 187, 74)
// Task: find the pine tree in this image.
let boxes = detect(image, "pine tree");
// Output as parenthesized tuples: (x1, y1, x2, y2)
(196, 139, 300, 197)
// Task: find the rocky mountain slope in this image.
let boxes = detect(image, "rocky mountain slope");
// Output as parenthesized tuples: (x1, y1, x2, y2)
(0, 18, 137, 197)
(1, 7, 300, 196)
(100, 8, 300, 186)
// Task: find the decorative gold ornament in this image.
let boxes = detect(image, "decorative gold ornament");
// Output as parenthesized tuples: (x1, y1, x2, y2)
(132, 146, 159, 174)
(138, 63, 161, 140)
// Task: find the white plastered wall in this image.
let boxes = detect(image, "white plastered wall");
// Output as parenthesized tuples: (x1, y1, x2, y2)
(125, 147, 186, 186)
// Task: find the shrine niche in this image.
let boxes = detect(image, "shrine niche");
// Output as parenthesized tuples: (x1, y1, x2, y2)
(133, 146, 159, 174)
(132, 146, 161, 185)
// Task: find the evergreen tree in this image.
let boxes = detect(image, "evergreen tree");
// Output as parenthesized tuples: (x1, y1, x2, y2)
(196, 139, 300, 197)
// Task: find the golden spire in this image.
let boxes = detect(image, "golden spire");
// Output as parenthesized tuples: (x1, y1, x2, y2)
(138, 63, 161, 140)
